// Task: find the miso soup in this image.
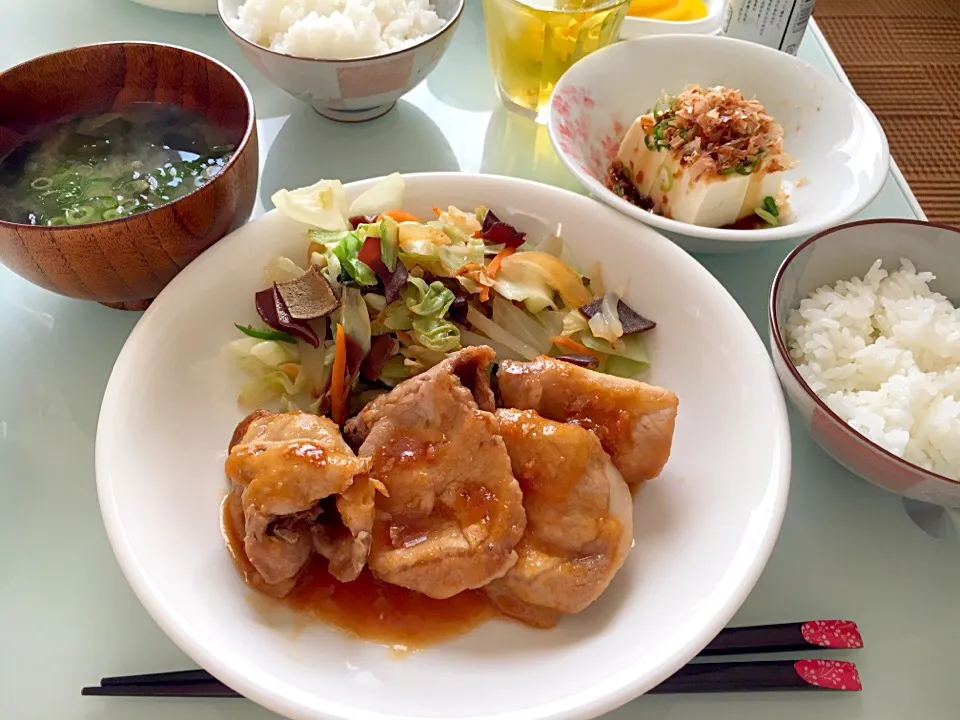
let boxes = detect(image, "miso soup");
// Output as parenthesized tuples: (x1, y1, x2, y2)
(0, 103, 237, 226)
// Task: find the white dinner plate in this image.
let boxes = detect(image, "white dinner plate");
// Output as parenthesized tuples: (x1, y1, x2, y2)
(96, 173, 791, 720)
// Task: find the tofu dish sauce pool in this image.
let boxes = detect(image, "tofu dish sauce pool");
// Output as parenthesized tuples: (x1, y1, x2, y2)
(608, 85, 794, 229)
(221, 175, 681, 650)
(0, 102, 236, 226)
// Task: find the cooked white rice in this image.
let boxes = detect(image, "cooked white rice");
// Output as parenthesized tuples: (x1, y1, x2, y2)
(230, 0, 446, 61)
(785, 258, 960, 480)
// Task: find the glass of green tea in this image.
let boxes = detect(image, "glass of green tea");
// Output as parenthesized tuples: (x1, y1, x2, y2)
(482, 0, 629, 121)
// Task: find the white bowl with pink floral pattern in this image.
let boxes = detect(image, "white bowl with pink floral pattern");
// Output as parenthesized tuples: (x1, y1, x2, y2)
(547, 34, 890, 253)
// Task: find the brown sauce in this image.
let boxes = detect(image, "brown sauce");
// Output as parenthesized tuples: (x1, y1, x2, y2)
(721, 214, 768, 230)
(221, 494, 495, 651)
(605, 161, 655, 212)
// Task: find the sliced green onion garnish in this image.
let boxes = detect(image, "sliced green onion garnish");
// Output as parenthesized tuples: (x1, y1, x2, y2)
(48, 216, 68, 227)
(102, 208, 121, 221)
(118, 198, 139, 213)
(719, 167, 738, 175)
(644, 133, 655, 150)
(736, 154, 764, 175)
(30, 177, 54, 190)
(234, 323, 297, 344)
(659, 164, 674, 192)
(755, 208, 779, 226)
(81, 178, 114, 197)
(56, 190, 81, 206)
(763, 195, 779, 217)
(121, 178, 150, 195)
(95, 195, 119, 210)
(65, 205, 97, 225)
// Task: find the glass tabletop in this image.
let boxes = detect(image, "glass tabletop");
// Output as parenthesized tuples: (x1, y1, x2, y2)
(1, 3, 957, 720)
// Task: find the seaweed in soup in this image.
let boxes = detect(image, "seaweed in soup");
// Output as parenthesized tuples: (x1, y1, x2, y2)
(0, 102, 238, 226)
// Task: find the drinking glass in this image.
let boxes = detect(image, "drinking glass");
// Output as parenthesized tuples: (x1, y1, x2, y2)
(482, 0, 629, 120)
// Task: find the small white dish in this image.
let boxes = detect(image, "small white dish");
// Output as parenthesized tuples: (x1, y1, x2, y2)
(97, 173, 790, 720)
(619, 0, 724, 40)
(217, 0, 463, 122)
(547, 34, 890, 253)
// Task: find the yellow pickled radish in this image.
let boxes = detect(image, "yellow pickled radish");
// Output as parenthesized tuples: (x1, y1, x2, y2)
(627, 0, 675, 16)
(653, 0, 709, 20)
(627, 0, 709, 21)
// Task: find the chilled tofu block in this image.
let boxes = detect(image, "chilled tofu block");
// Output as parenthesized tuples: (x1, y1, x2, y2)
(739, 164, 786, 219)
(660, 164, 752, 226)
(618, 137, 773, 226)
(616, 116, 660, 198)
(616, 131, 789, 226)
(608, 84, 794, 229)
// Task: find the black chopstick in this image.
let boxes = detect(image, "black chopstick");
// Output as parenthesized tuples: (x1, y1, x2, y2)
(83, 681, 241, 698)
(85, 659, 862, 698)
(650, 659, 862, 693)
(100, 669, 214, 686)
(699, 619, 863, 656)
(85, 619, 864, 698)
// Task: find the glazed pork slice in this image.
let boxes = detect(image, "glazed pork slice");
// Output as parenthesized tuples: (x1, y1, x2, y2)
(485, 409, 633, 628)
(344, 346, 526, 600)
(225, 411, 372, 593)
(311, 472, 387, 583)
(497, 356, 679, 483)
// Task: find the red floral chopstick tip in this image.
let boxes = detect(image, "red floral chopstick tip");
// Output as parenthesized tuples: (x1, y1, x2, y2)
(800, 620, 864, 649)
(794, 659, 862, 691)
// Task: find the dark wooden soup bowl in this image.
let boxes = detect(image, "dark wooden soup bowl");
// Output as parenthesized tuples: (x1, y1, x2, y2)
(0, 42, 258, 309)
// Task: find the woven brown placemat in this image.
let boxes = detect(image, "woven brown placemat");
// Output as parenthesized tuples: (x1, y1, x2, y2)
(816, 0, 960, 225)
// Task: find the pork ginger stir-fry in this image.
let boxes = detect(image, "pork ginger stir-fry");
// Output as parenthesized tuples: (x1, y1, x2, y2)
(345, 346, 525, 599)
(498, 356, 679, 484)
(485, 409, 633, 628)
(225, 411, 374, 596)
(222, 345, 680, 636)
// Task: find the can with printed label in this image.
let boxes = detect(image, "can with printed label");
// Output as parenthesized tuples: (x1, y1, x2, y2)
(721, 0, 816, 56)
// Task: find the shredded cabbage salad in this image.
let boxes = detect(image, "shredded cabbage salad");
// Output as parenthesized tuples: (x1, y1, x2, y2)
(228, 174, 658, 424)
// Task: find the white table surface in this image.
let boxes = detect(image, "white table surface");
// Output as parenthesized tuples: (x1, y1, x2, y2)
(1, 2, 957, 719)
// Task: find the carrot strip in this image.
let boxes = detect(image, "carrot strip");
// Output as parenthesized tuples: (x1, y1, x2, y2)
(486, 246, 516, 279)
(330, 323, 348, 425)
(548, 335, 604, 361)
(479, 285, 490, 303)
(432, 206, 444, 217)
(379, 209, 420, 223)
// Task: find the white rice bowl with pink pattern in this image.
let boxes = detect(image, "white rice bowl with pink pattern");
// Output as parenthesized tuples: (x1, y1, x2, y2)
(218, 0, 463, 123)
(547, 34, 890, 253)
